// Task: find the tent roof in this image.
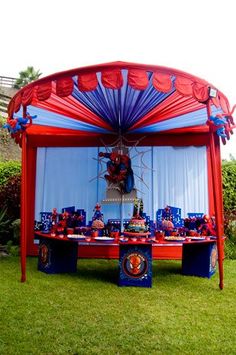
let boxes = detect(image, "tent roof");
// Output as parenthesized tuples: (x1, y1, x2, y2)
(6, 61, 235, 145)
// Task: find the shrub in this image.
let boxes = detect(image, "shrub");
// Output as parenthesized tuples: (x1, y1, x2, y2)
(0, 208, 11, 245)
(224, 210, 236, 259)
(6, 240, 19, 256)
(0, 161, 21, 186)
(11, 218, 21, 244)
(222, 160, 236, 212)
(222, 161, 236, 259)
(0, 174, 21, 220)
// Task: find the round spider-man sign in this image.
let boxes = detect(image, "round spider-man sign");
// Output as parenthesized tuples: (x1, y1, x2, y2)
(210, 244, 218, 270)
(122, 252, 148, 279)
(39, 243, 50, 268)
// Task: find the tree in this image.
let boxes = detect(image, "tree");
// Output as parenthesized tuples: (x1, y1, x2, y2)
(14, 66, 42, 89)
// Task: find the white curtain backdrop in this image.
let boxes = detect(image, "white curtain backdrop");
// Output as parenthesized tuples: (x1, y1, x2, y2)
(35, 146, 208, 223)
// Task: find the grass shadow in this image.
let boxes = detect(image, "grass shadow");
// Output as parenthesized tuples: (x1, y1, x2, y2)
(69, 259, 119, 285)
(76, 267, 118, 285)
(152, 260, 182, 276)
(72, 260, 182, 285)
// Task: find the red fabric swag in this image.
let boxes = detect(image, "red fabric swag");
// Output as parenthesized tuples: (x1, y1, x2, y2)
(78, 73, 98, 92)
(101, 70, 123, 89)
(211, 95, 221, 109)
(128, 70, 149, 90)
(37, 82, 52, 101)
(14, 93, 22, 113)
(56, 77, 74, 97)
(219, 94, 230, 114)
(8, 99, 15, 117)
(175, 76, 193, 96)
(192, 83, 209, 102)
(22, 87, 34, 106)
(153, 72, 172, 93)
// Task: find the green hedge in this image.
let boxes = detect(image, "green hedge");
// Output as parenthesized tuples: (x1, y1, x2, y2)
(0, 161, 21, 225)
(0, 161, 21, 186)
(222, 161, 236, 258)
(222, 160, 236, 212)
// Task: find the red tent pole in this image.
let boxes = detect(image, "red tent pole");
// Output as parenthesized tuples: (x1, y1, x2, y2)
(20, 107, 27, 282)
(207, 102, 224, 290)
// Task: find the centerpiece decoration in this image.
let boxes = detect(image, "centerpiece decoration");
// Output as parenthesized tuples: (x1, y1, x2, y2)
(123, 198, 150, 240)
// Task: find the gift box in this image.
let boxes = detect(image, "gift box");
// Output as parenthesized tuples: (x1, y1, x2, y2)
(62, 206, 75, 214)
(40, 212, 52, 233)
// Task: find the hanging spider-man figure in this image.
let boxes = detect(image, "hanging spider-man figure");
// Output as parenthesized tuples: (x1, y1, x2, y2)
(99, 151, 134, 193)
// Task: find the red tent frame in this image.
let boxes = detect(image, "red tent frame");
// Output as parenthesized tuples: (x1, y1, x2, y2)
(19, 125, 224, 288)
(7, 62, 235, 290)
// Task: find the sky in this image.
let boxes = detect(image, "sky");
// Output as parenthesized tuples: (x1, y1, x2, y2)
(1, 0, 235, 159)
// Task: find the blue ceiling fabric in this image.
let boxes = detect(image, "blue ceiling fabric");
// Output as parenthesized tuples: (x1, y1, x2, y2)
(14, 106, 111, 134)
(131, 106, 224, 134)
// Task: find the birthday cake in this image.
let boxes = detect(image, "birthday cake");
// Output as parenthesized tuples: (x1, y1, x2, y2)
(125, 217, 148, 233)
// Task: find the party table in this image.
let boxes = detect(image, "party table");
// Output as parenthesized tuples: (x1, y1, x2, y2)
(35, 232, 218, 283)
(182, 239, 217, 278)
(37, 234, 78, 274)
(34, 232, 183, 261)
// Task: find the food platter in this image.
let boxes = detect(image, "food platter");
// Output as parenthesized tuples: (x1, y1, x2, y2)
(164, 236, 186, 242)
(67, 234, 86, 240)
(94, 237, 115, 242)
(188, 236, 206, 241)
(119, 237, 129, 242)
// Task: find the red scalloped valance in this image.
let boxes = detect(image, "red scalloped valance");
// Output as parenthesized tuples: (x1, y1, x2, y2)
(128, 70, 149, 90)
(7, 65, 229, 120)
(192, 82, 209, 102)
(22, 87, 34, 106)
(101, 70, 123, 89)
(8, 98, 15, 117)
(219, 94, 230, 114)
(14, 93, 22, 113)
(153, 73, 172, 93)
(175, 77, 193, 96)
(56, 78, 74, 97)
(37, 82, 52, 101)
(78, 73, 98, 92)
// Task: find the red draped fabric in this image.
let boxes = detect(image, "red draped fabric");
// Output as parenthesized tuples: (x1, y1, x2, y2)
(175, 76, 193, 96)
(211, 95, 221, 109)
(128, 69, 149, 90)
(219, 94, 230, 114)
(101, 69, 123, 89)
(56, 77, 74, 97)
(22, 87, 34, 106)
(37, 82, 52, 101)
(14, 93, 22, 113)
(192, 82, 209, 102)
(153, 72, 172, 93)
(78, 73, 98, 92)
(8, 99, 15, 117)
(131, 91, 205, 130)
(32, 84, 112, 131)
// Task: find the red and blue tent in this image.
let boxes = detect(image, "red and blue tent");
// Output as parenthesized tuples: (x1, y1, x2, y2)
(6, 61, 236, 289)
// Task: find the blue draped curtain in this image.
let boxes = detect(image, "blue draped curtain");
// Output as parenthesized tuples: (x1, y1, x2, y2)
(35, 146, 208, 223)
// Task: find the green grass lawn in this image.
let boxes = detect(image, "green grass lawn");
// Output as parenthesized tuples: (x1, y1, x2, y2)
(0, 257, 236, 355)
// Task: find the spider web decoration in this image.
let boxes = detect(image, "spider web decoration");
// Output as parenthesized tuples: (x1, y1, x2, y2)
(89, 136, 154, 203)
